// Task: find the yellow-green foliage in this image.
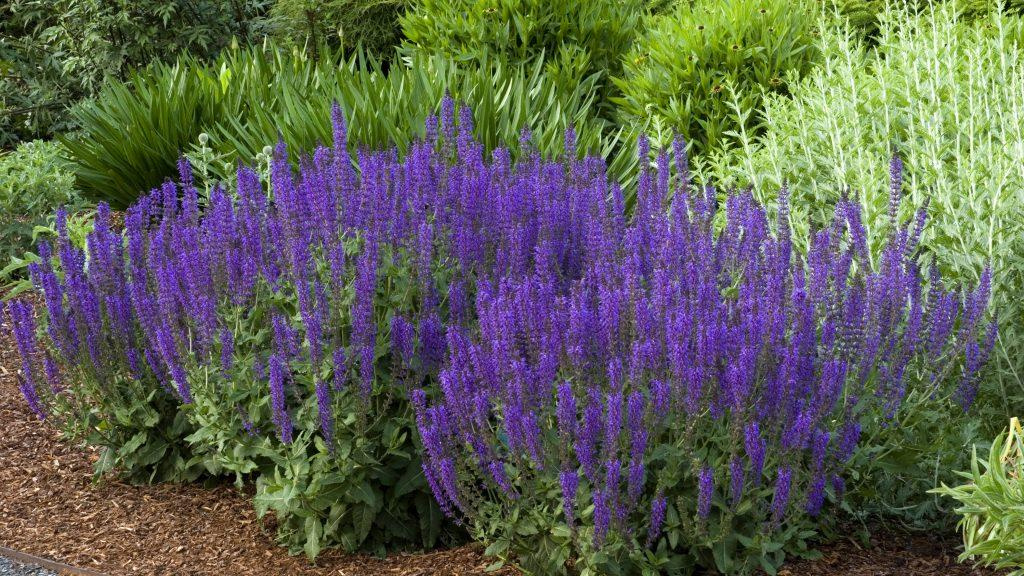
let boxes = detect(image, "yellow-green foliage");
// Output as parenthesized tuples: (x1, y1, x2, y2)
(400, 0, 649, 103)
(615, 0, 820, 156)
(932, 420, 1024, 575)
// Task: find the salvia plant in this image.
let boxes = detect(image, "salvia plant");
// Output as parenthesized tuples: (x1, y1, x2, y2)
(709, 5, 1024, 526)
(5, 99, 995, 572)
(410, 155, 996, 572)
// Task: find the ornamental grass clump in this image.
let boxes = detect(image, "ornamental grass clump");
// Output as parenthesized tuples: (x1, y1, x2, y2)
(411, 150, 996, 574)
(5, 98, 995, 569)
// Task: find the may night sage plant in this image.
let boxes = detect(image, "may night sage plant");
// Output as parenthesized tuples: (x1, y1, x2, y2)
(5, 99, 994, 570)
(412, 151, 996, 573)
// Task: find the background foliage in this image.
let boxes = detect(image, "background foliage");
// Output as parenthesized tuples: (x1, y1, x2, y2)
(267, 0, 409, 60)
(400, 0, 651, 111)
(63, 45, 638, 208)
(0, 0, 273, 148)
(824, 0, 1024, 40)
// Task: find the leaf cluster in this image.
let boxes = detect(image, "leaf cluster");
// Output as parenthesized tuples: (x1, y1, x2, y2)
(0, 141, 83, 285)
(64, 44, 639, 209)
(179, 240, 459, 555)
(931, 422, 1024, 575)
(471, 436, 825, 576)
(614, 0, 821, 157)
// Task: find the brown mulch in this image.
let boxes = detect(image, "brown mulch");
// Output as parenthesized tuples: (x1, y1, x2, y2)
(778, 530, 1007, 576)
(0, 299, 1010, 576)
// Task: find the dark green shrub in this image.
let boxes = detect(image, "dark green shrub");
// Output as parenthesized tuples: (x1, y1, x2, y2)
(0, 0, 272, 146)
(64, 45, 639, 209)
(614, 0, 820, 157)
(0, 10, 78, 147)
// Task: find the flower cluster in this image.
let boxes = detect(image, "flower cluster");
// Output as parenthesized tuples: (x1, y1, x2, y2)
(4, 99, 995, 568)
(410, 148, 996, 567)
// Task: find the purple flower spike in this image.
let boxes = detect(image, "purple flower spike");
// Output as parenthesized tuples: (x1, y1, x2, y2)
(315, 380, 334, 451)
(697, 465, 714, 520)
(269, 354, 293, 444)
(646, 491, 667, 548)
(559, 469, 578, 527)
(771, 466, 793, 524)
(9, 300, 46, 419)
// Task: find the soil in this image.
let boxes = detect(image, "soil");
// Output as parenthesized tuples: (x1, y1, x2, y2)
(0, 298, 1008, 576)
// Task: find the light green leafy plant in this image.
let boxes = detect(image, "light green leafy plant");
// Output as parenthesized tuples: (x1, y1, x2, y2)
(931, 418, 1024, 575)
(615, 0, 820, 157)
(0, 140, 83, 288)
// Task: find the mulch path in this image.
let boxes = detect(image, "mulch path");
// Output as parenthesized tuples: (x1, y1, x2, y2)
(0, 298, 1008, 576)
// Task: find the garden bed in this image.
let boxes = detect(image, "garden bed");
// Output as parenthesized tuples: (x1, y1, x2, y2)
(0, 303, 1004, 576)
(0, 308, 511, 576)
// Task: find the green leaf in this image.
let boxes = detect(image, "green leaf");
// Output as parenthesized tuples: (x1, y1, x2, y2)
(117, 432, 147, 458)
(393, 462, 425, 498)
(303, 516, 323, 560)
(353, 503, 376, 545)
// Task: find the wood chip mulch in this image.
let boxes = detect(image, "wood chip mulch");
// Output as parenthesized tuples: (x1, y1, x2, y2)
(777, 530, 1008, 576)
(0, 298, 1010, 576)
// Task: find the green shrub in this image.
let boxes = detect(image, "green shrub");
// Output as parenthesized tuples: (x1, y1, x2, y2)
(614, 0, 820, 158)
(931, 419, 1024, 575)
(267, 0, 409, 60)
(399, 0, 649, 107)
(825, 0, 1024, 40)
(0, 141, 82, 282)
(0, 0, 272, 147)
(64, 45, 639, 209)
(709, 4, 1024, 526)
